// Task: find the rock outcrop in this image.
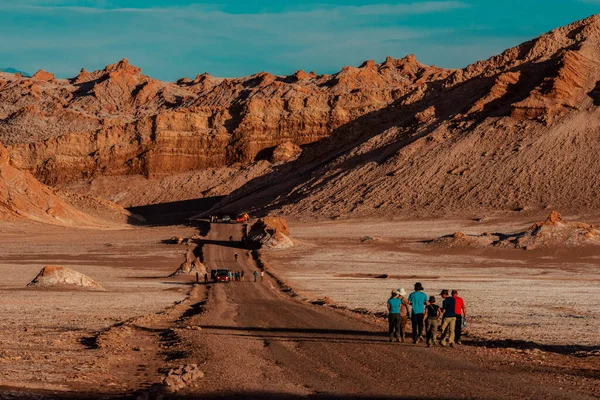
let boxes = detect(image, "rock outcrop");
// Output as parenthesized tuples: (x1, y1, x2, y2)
(500, 211, 600, 250)
(271, 141, 302, 163)
(31, 70, 55, 82)
(27, 266, 104, 290)
(163, 364, 204, 392)
(431, 212, 600, 250)
(170, 249, 206, 277)
(248, 217, 293, 249)
(430, 231, 498, 248)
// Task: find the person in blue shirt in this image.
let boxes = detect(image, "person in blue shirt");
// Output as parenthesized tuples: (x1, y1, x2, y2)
(386, 290, 403, 342)
(407, 282, 428, 344)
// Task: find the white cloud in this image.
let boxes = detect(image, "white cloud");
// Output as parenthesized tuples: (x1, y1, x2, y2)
(349, 2, 468, 15)
(0, 1, 469, 16)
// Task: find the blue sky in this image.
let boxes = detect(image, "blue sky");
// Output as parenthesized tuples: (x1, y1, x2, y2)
(1, 0, 599, 80)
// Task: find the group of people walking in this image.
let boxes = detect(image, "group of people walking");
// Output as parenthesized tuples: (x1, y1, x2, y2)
(229, 270, 245, 281)
(386, 282, 466, 347)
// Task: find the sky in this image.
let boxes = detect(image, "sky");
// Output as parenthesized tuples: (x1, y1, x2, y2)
(1, 0, 600, 80)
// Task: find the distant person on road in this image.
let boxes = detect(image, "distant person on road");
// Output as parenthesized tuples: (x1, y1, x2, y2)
(260, 270, 264, 282)
(452, 289, 466, 345)
(408, 282, 428, 344)
(396, 288, 410, 342)
(424, 296, 441, 347)
(240, 270, 245, 281)
(386, 290, 403, 342)
(229, 236, 233, 242)
(439, 289, 457, 347)
(254, 271, 258, 282)
(234, 253, 238, 261)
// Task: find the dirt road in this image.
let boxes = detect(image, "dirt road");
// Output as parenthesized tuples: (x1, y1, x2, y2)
(173, 223, 593, 399)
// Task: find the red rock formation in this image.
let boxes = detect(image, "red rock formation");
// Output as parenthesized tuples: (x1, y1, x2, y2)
(31, 70, 55, 82)
(0, 142, 133, 225)
(0, 54, 451, 185)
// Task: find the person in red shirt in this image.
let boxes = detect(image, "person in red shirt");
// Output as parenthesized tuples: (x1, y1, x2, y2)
(452, 289, 466, 344)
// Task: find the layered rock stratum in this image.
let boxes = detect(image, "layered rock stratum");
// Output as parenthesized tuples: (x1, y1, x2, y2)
(3, 16, 600, 218)
(0, 55, 447, 187)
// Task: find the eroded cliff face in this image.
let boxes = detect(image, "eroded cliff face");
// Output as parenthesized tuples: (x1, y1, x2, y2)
(0, 56, 451, 185)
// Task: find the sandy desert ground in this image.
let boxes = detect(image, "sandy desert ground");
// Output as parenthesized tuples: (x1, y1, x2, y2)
(0, 216, 598, 398)
(0, 222, 197, 393)
(265, 215, 600, 348)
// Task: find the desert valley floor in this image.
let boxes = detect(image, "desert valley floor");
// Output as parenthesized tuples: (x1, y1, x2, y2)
(0, 214, 598, 399)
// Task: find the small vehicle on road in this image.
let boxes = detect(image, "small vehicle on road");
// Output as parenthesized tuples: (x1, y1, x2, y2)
(236, 212, 250, 223)
(222, 215, 232, 223)
(214, 269, 230, 283)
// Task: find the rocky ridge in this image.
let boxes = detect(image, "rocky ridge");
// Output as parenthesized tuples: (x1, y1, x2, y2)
(0, 56, 449, 186)
(212, 15, 600, 218)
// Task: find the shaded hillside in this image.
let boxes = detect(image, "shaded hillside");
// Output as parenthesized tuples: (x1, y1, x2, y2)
(0, 142, 134, 226)
(208, 15, 600, 218)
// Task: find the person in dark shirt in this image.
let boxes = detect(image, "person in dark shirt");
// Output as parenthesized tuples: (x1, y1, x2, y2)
(439, 289, 457, 347)
(424, 296, 441, 347)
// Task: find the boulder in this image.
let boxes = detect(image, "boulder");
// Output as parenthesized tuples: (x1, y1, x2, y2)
(163, 364, 204, 392)
(27, 266, 104, 290)
(248, 217, 293, 249)
(271, 141, 302, 163)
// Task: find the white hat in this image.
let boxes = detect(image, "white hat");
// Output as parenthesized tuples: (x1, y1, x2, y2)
(397, 288, 407, 297)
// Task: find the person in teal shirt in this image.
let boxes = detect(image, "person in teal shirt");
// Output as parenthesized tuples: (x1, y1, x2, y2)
(386, 290, 402, 342)
(407, 282, 428, 344)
